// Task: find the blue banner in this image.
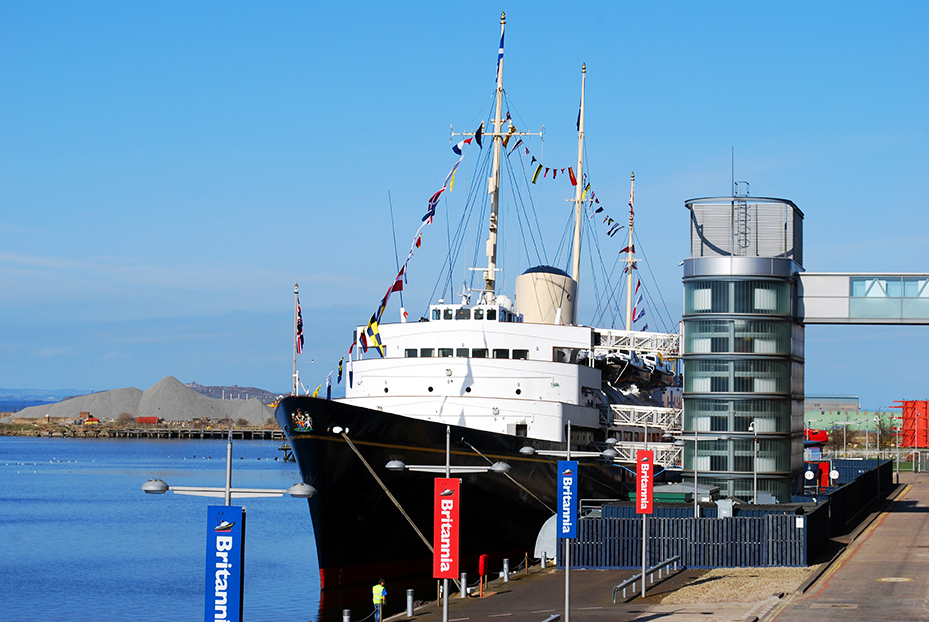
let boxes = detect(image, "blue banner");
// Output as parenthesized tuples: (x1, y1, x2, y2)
(205, 506, 245, 622)
(557, 460, 578, 539)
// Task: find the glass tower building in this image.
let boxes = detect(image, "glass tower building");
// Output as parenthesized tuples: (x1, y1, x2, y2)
(681, 195, 805, 502)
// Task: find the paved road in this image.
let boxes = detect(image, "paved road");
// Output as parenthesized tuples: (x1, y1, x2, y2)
(388, 565, 769, 622)
(769, 472, 929, 622)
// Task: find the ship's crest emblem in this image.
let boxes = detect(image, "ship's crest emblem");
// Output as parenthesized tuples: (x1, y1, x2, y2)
(292, 409, 313, 432)
(440, 488, 455, 496)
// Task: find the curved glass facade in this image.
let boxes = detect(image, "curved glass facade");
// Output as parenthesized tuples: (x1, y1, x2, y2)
(684, 319, 792, 354)
(682, 255, 803, 502)
(685, 281, 791, 315)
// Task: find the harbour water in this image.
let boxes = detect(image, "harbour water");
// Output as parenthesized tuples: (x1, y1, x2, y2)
(0, 436, 321, 621)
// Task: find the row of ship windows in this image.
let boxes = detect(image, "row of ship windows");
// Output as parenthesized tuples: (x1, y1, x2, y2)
(405, 347, 530, 360)
(430, 307, 520, 322)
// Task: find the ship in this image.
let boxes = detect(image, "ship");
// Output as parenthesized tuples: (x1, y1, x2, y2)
(275, 12, 682, 613)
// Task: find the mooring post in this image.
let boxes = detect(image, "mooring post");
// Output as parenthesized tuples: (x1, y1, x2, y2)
(342, 609, 350, 622)
(406, 589, 414, 616)
(460, 573, 467, 598)
(503, 558, 509, 582)
(542, 551, 548, 568)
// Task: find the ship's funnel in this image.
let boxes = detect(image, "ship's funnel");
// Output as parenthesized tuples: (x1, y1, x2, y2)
(515, 266, 577, 325)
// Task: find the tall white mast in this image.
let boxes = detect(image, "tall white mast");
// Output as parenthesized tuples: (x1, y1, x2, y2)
(570, 64, 587, 316)
(624, 173, 635, 331)
(483, 12, 507, 299)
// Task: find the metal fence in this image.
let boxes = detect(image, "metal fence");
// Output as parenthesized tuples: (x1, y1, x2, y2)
(562, 513, 812, 569)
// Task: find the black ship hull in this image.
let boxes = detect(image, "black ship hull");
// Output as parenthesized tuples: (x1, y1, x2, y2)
(275, 396, 631, 594)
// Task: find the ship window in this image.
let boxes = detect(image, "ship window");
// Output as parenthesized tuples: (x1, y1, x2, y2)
(405, 349, 418, 358)
(432, 309, 441, 321)
(474, 309, 484, 320)
(456, 348, 469, 357)
(420, 348, 434, 357)
(439, 348, 454, 357)
(515, 423, 527, 437)
(493, 349, 509, 359)
(456, 309, 471, 320)
(486, 309, 497, 321)
(472, 348, 488, 358)
(444, 309, 453, 320)
(513, 349, 529, 360)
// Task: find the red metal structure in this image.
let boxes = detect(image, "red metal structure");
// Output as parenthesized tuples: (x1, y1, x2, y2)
(894, 400, 929, 448)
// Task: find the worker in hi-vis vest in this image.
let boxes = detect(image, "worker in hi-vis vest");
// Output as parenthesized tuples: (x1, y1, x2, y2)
(372, 578, 386, 622)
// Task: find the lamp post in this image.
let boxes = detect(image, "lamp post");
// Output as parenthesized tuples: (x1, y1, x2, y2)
(386, 426, 510, 622)
(832, 420, 855, 458)
(749, 421, 759, 504)
(518, 421, 617, 621)
(141, 430, 314, 622)
(141, 430, 317, 502)
(874, 415, 881, 460)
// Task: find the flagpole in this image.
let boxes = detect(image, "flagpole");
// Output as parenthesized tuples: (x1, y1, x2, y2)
(293, 283, 299, 396)
(624, 173, 635, 331)
(570, 63, 586, 319)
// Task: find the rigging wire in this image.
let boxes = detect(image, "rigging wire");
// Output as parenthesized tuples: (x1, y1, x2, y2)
(387, 190, 404, 308)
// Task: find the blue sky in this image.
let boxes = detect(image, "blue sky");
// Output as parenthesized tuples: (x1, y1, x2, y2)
(1, 2, 926, 410)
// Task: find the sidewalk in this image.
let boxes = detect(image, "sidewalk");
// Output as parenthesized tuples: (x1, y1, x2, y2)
(767, 471, 929, 622)
(388, 564, 798, 622)
(385, 475, 917, 622)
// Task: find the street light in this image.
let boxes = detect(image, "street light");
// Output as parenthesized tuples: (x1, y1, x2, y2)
(672, 432, 730, 514)
(141, 430, 313, 622)
(141, 430, 316, 502)
(833, 420, 856, 458)
(748, 421, 759, 504)
(518, 421, 618, 622)
(874, 415, 881, 460)
(385, 426, 510, 622)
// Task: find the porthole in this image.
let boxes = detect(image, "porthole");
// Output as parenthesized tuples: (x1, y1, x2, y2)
(515, 389, 521, 395)
(384, 387, 389, 393)
(428, 386, 434, 392)
(465, 387, 472, 393)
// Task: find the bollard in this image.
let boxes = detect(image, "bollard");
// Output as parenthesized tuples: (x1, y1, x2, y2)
(460, 573, 467, 598)
(503, 558, 509, 582)
(541, 551, 548, 568)
(342, 609, 351, 622)
(406, 589, 414, 616)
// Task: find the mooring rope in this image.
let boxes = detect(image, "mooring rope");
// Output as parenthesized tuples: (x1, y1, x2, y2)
(461, 439, 555, 514)
(341, 432, 434, 553)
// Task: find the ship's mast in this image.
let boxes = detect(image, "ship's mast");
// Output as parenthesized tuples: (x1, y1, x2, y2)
(483, 12, 507, 298)
(624, 173, 635, 330)
(570, 64, 586, 316)
(293, 283, 299, 395)
(451, 14, 541, 302)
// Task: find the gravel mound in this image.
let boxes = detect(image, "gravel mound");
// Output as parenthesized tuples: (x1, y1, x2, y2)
(11, 376, 274, 425)
(657, 566, 817, 604)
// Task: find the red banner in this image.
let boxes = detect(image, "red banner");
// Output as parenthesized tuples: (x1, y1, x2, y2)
(636, 450, 654, 514)
(433, 478, 460, 579)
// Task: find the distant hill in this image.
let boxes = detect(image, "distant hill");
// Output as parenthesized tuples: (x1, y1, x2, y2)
(185, 382, 282, 405)
(4, 376, 277, 425)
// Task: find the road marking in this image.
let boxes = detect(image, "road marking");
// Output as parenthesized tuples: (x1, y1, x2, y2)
(578, 607, 603, 610)
(488, 614, 512, 618)
(810, 604, 858, 608)
(879, 577, 912, 582)
(531, 610, 556, 614)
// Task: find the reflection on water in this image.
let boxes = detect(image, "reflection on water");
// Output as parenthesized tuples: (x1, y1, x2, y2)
(0, 437, 319, 622)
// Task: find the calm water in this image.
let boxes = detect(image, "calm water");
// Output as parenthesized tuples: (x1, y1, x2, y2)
(0, 436, 321, 621)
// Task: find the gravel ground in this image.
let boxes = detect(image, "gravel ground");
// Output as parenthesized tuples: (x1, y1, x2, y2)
(657, 565, 820, 604)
